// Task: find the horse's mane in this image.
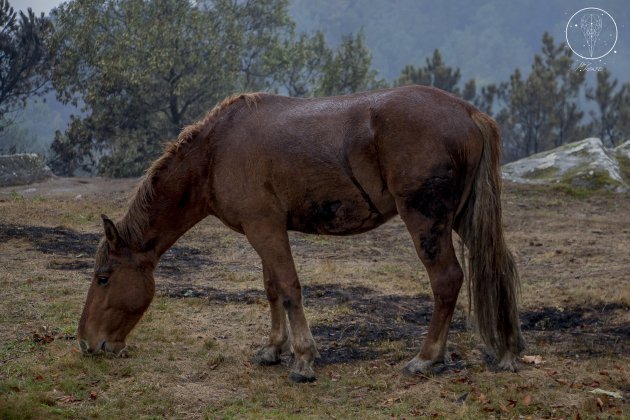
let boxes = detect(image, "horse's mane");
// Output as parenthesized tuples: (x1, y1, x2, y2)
(104, 92, 260, 254)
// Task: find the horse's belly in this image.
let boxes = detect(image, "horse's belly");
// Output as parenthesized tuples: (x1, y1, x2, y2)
(287, 198, 395, 235)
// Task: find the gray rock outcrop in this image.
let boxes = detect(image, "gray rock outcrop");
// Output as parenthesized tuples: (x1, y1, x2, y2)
(502, 138, 629, 192)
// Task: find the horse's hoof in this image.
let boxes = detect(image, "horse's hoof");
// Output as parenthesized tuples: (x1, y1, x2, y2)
(402, 357, 440, 376)
(497, 352, 518, 372)
(254, 347, 281, 366)
(289, 372, 316, 383)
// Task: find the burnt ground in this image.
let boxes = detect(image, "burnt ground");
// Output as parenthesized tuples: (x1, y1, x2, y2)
(2, 221, 627, 366)
(0, 223, 217, 276)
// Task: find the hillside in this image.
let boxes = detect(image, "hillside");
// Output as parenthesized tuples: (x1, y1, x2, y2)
(289, 0, 630, 84)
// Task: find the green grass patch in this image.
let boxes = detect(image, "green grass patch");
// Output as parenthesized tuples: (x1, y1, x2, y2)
(523, 165, 559, 179)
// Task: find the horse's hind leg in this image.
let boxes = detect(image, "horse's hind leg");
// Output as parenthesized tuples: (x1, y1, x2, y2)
(396, 199, 464, 375)
(244, 221, 318, 382)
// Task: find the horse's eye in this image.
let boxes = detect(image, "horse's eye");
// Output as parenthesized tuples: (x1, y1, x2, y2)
(97, 276, 109, 286)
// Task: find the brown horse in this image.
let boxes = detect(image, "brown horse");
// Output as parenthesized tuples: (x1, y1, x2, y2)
(78, 85, 524, 382)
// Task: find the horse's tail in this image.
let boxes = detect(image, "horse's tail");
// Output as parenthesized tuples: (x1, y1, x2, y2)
(456, 111, 525, 368)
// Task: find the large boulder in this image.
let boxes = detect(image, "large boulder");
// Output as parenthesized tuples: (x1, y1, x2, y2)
(0, 154, 53, 187)
(502, 138, 628, 192)
(615, 139, 630, 171)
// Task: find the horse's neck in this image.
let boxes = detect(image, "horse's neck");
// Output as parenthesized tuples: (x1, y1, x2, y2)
(123, 155, 213, 258)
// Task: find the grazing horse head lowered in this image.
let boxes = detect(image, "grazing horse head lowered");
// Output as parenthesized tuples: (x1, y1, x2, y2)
(77, 86, 525, 382)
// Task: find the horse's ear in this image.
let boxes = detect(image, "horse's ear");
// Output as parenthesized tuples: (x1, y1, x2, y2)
(101, 214, 124, 251)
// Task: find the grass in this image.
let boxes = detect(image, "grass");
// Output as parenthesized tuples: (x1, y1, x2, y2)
(617, 152, 630, 183)
(522, 165, 559, 179)
(1, 179, 629, 418)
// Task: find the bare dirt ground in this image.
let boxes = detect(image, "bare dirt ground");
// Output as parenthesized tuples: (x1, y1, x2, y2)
(0, 176, 628, 418)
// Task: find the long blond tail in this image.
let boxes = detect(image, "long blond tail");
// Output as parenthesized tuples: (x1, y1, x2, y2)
(457, 111, 525, 362)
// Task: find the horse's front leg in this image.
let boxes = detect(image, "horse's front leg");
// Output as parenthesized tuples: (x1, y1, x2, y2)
(254, 264, 289, 365)
(244, 221, 319, 382)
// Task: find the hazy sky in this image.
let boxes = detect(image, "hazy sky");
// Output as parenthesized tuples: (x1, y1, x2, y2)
(12, 0, 59, 15)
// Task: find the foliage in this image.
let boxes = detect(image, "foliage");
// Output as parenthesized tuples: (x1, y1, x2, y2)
(488, 33, 587, 161)
(395, 49, 464, 94)
(289, 0, 630, 87)
(586, 69, 630, 147)
(49, 0, 244, 176)
(48, 0, 384, 176)
(315, 31, 386, 96)
(48, 116, 95, 176)
(268, 30, 329, 97)
(39, 1, 630, 173)
(0, 0, 52, 129)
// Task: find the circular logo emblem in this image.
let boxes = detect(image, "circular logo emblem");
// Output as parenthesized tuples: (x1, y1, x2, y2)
(565, 7, 617, 60)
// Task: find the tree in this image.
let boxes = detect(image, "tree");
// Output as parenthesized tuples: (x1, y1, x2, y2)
(538, 33, 585, 147)
(49, 0, 245, 176)
(225, 0, 295, 92)
(396, 49, 459, 92)
(49, 0, 385, 176)
(316, 31, 386, 96)
(267, 30, 331, 97)
(491, 33, 586, 160)
(0, 0, 52, 128)
(48, 116, 95, 175)
(586, 69, 629, 147)
(395, 49, 470, 96)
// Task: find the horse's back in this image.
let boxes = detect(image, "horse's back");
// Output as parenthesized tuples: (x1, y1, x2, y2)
(209, 86, 482, 235)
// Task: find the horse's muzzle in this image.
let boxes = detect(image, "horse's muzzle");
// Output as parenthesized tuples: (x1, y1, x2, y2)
(79, 339, 128, 357)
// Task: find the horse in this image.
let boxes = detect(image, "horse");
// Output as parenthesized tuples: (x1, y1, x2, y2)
(77, 85, 524, 383)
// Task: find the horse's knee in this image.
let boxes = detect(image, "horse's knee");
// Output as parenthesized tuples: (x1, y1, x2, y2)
(278, 278, 303, 311)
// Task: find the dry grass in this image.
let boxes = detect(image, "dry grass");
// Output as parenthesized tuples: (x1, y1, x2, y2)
(0, 178, 628, 419)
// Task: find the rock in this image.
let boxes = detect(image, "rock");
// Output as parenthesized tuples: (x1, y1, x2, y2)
(0, 154, 53, 187)
(502, 138, 628, 192)
(615, 139, 630, 156)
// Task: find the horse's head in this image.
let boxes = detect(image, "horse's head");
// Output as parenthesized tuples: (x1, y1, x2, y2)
(78, 215, 156, 356)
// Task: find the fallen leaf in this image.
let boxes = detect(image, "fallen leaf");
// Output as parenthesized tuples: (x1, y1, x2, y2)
(476, 393, 489, 404)
(522, 394, 533, 406)
(58, 394, 80, 404)
(599, 371, 610, 376)
(498, 402, 510, 413)
(596, 398, 604, 411)
(89, 391, 98, 400)
(382, 397, 401, 406)
(589, 388, 623, 399)
(583, 380, 600, 387)
(522, 355, 543, 365)
(507, 399, 517, 408)
(555, 378, 569, 386)
(546, 369, 557, 376)
(35, 375, 44, 381)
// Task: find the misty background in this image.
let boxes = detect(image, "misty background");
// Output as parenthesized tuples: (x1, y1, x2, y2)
(2, 0, 629, 169)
